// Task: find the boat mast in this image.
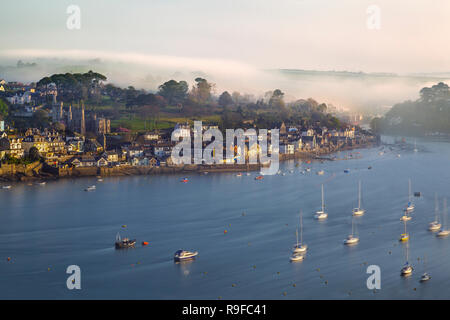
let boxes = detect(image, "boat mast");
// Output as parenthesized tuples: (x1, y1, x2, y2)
(358, 180, 362, 209)
(296, 228, 299, 248)
(435, 193, 439, 222)
(408, 179, 412, 203)
(321, 184, 325, 212)
(300, 210, 303, 245)
(406, 241, 409, 264)
(351, 216, 354, 236)
(444, 198, 448, 230)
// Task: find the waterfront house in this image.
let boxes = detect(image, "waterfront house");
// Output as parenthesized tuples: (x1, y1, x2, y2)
(280, 143, 295, 155)
(102, 151, 119, 164)
(127, 146, 144, 158)
(7, 137, 24, 158)
(96, 157, 108, 167)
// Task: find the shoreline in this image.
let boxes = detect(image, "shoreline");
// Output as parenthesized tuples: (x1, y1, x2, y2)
(0, 142, 376, 183)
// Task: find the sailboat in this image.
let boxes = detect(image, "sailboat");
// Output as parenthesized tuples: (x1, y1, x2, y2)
(429, 193, 442, 231)
(344, 216, 359, 245)
(399, 219, 409, 242)
(405, 179, 415, 212)
(314, 184, 328, 220)
(352, 180, 365, 216)
(420, 255, 431, 282)
(437, 197, 450, 237)
(293, 211, 307, 253)
(400, 241, 413, 276)
(413, 140, 418, 152)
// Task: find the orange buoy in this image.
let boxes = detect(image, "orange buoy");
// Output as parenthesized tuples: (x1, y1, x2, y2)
(7, 257, 11, 261)
(224, 230, 228, 234)
(142, 241, 149, 246)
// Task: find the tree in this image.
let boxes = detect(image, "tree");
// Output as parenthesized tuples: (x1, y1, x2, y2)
(28, 147, 40, 162)
(190, 78, 214, 106)
(269, 89, 285, 109)
(158, 80, 189, 105)
(218, 91, 233, 107)
(0, 98, 9, 119)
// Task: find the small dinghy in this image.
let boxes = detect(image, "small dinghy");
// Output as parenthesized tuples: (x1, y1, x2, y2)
(420, 273, 431, 282)
(2, 185, 11, 189)
(174, 250, 198, 261)
(180, 178, 189, 183)
(85, 185, 96, 191)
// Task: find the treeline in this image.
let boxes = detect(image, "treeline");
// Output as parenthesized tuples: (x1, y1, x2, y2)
(371, 82, 450, 135)
(36, 71, 343, 130)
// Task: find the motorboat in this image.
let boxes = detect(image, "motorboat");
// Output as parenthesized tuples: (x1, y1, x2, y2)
(174, 250, 198, 261)
(115, 233, 136, 249)
(85, 185, 96, 191)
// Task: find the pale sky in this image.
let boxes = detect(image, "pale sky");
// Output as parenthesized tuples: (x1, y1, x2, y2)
(1, 0, 450, 111)
(1, 0, 450, 74)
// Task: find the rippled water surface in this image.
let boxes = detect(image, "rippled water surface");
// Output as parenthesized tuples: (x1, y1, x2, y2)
(1, 137, 450, 299)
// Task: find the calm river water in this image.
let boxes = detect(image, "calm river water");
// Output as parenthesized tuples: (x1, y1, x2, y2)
(1, 136, 450, 299)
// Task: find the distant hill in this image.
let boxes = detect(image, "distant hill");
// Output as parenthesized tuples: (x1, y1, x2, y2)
(371, 82, 450, 135)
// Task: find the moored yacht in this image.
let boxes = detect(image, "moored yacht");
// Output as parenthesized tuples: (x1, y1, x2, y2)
(405, 179, 415, 212)
(437, 198, 450, 237)
(399, 220, 409, 242)
(352, 181, 365, 216)
(293, 211, 307, 253)
(290, 252, 305, 262)
(344, 216, 359, 245)
(429, 193, 441, 231)
(400, 242, 413, 276)
(314, 184, 328, 220)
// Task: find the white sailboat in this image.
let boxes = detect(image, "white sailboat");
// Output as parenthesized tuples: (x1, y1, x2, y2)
(405, 179, 415, 212)
(352, 180, 365, 216)
(413, 140, 418, 152)
(429, 193, 442, 231)
(293, 211, 307, 253)
(420, 255, 431, 282)
(437, 197, 450, 237)
(400, 241, 413, 276)
(344, 216, 359, 245)
(314, 184, 328, 220)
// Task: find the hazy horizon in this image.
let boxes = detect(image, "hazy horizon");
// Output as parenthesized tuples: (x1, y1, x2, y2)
(1, 0, 450, 112)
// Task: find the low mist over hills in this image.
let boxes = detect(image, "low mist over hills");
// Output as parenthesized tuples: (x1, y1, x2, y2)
(1, 56, 450, 116)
